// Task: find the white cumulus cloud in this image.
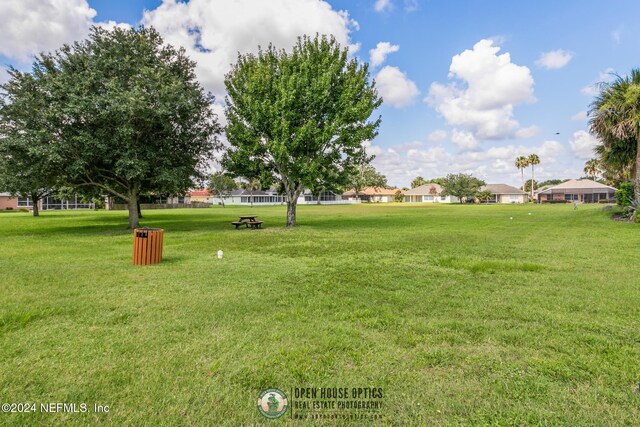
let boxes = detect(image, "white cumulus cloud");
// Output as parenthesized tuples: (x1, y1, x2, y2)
(375, 66, 420, 108)
(426, 39, 536, 140)
(450, 130, 480, 151)
(374, 0, 393, 12)
(96, 21, 133, 32)
(369, 42, 400, 68)
(514, 125, 539, 139)
(427, 130, 448, 142)
(0, 0, 97, 61)
(535, 49, 573, 69)
(142, 0, 357, 96)
(569, 130, 599, 159)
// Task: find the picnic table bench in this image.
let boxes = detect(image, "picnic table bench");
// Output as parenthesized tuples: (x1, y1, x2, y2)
(232, 215, 263, 229)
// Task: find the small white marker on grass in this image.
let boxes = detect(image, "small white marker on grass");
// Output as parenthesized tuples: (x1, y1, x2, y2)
(217, 250, 223, 260)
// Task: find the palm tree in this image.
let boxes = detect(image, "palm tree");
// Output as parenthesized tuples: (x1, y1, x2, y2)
(583, 158, 600, 179)
(515, 156, 529, 191)
(242, 178, 262, 207)
(527, 154, 540, 201)
(589, 69, 640, 201)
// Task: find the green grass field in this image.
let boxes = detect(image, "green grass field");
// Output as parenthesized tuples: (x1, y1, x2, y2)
(1, 203, 639, 426)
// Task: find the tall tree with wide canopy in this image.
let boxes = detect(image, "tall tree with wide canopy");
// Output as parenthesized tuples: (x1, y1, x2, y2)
(441, 173, 485, 203)
(590, 69, 640, 201)
(349, 163, 388, 200)
(0, 69, 61, 216)
(223, 34, 382, 227)
(207, 172, 238, 208)
(306, 163, 351, 205)
(18, 26, 220, 228)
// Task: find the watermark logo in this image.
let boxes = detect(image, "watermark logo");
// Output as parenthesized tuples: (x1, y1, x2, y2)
(257, 388, 288, 419)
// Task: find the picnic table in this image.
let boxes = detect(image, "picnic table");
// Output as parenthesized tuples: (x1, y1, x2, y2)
(232, 215, 263, 230)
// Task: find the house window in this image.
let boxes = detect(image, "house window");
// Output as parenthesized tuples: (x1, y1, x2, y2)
(510, 195, 519, 201)
(440, 196, 446, 200)
(424, 195, 434, 202)
(564, 194, 578, 201)
(17, 197, 33, 207)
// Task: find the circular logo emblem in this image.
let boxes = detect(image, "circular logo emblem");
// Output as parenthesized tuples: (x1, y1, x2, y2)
(257, 388, 288, 419)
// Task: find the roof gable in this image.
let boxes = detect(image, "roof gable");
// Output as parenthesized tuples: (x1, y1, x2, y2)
(404, 183, 443, 195)
(480, 184, 527, 195)
(540, 179, 617, 192)
(343, 186, 402, 196)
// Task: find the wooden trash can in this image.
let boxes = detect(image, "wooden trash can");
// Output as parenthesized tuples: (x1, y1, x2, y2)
(133, 228, 164, 266)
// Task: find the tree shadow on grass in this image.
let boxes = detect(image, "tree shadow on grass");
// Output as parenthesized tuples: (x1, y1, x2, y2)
(1, 207, 422, 238)
(0, 210, 241, 237)
(159, 255, 189, 264)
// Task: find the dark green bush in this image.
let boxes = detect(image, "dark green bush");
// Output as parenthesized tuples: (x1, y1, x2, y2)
(541, 200, 568, 204)
(616, 182, 634, 207)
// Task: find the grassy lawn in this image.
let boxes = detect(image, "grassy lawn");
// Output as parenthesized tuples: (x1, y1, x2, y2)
(1, 203, 639, 425)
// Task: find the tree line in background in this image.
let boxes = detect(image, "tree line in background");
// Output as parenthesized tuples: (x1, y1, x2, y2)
(0, 27, 383, 228)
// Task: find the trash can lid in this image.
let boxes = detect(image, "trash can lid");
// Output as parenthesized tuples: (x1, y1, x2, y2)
(135, 227, 163, 231)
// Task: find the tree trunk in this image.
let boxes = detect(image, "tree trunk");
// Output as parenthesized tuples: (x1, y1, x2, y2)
(521, 169, 525, 191)
(530, 165, 535, 201)
(285, 188, 303, 227)
(316, 193, 321, 205)
(32, 195, 40, 217)
(127, 190, 140, 229)
(137, 198, 143, 219)
(286, 199, 297, 227)
(250, 191, 253, 207)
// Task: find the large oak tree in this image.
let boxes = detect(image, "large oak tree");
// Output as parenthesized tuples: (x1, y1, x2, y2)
(3, 26, 221, 228)
(441, 173, 486, 203)
(0, 70, 61, 216)
(223, 35, 382, 227)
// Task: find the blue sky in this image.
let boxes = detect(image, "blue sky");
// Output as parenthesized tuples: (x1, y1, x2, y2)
(2, 0, 639, 187)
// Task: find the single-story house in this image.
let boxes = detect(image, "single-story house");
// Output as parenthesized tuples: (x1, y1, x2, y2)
(204, 188, 357, 206)
(343, 187, 403, 203)
(1, 192, 94, 210)
(536, 179, 616, 203)
(188, 189, 214, 204)
(0, 192, 18, 210)
(479, 184, 528, 204)
(403, 183, 459, 203)
(208, 188, 286, 205)
(299, 190, 352, 204)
